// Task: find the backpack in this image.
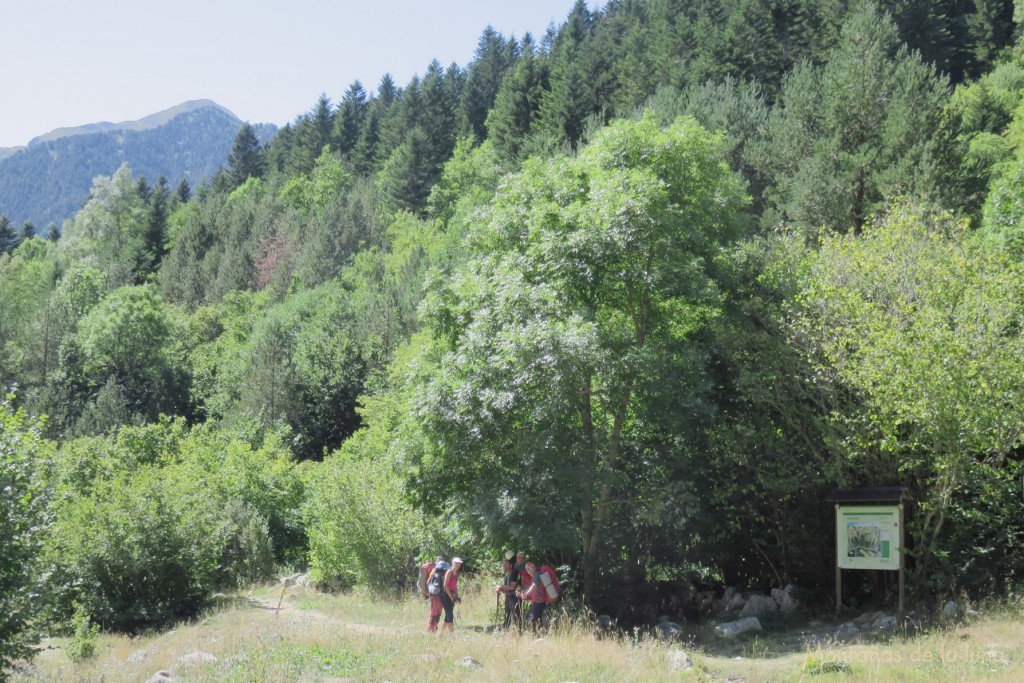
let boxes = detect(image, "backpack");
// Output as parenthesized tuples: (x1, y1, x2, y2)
(417, 562, 434, 594)
(428, 566, 446, 596)
(537, 565, 560, 601)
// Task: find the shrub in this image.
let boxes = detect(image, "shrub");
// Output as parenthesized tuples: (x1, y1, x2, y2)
(0, 396, 54, 674)
(304, 448, 423, 590)
(219, 500, 276, 587)
(44, 466, 226, 632)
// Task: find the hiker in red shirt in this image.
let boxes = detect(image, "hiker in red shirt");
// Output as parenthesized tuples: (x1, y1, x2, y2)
(421, 557, 446, 632)
(520, 562, 547, 633)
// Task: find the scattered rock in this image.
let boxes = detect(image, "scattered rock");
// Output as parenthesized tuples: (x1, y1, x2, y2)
(772, 585, 800, 614)
(280, 572, 302, 587)
(145, 671, 176, 683)
(834, 622, 859, 642)
(739, 594, 779, 619)
(455, 656, 482, 668)
(725, 592, 747, 612)
(867, 615, 898, 633)
(715, 617, 763, 638)
(854, 611, 883, 627)
(176, 651, 218, 667)
(667, 647, 695, 672)
(655, 621, 683, 641)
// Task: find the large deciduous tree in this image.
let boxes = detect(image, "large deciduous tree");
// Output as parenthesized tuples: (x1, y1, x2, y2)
(406, 114, 747, 598)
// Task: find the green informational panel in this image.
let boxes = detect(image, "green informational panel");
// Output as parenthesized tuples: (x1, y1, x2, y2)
(836, 505, 901, 570)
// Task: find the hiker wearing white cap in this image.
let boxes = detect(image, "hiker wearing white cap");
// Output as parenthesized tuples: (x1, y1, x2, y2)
(439, 557, 463, 636)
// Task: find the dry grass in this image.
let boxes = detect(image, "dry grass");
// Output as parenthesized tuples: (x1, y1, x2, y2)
(12, 581, 1024, 682)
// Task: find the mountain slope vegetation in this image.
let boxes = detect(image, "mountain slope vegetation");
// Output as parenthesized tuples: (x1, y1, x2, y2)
(4, 1, 1024, 671)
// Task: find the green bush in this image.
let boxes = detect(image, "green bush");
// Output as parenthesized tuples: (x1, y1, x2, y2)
(219, 500, 276, 587)
(43, 419, 307, 631)
(66, 602, 99, 663)
(0, 396, 54, 674)
(44, 466, 226, 632)
(304, 447, 424, 590)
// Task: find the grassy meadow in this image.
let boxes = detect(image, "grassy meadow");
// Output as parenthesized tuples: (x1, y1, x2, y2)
(12, 577, 1024, 682)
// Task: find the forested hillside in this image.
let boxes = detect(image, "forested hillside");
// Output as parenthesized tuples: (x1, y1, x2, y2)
(0, 101, 276, 229)
(4, 0, 1024, 669)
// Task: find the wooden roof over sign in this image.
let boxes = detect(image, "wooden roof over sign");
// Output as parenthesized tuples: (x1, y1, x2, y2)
(825, 486, 911, 503)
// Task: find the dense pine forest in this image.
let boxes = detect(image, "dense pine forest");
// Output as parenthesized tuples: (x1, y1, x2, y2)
(5, 0, 1024, 670)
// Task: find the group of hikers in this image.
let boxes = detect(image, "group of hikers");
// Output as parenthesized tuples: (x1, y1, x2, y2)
(416, 551, 561, 636)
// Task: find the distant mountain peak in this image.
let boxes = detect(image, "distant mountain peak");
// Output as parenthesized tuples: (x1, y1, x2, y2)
(28, 100, 240, 147)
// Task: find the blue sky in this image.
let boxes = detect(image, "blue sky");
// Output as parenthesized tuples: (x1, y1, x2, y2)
(0, 0, 589, 148)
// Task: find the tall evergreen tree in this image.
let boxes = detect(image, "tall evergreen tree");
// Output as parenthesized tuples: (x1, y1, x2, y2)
(140, 176, 170, 277)
(0, 215, 15, 254)
(461, 26, 515, 142)
(486, 45, 549, 160)
(287, 95, 336, 175)
(176, 178, 192, 204)
(350, 74, 400, 176)
(227, 122, 267, 188)
(378, 127, 434, 215)
(755, 3, 949, 234)
(535, 0, 600, 149)
(334, 80, 369, 158)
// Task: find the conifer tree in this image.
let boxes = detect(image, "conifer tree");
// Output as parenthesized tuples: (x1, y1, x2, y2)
(173, 180, 190, 207)
(0, 215, 15, 254)
(227, 122, 267, 188)
(378, 127, 433, 215)
(141, 176, 170, 277)
(756, 3, 948, 234)
(461, 26, 515, 142)
(334, 80, 368, 158)
(287, 95, 335, 175)
(486, 46, 549, 160)
(535, 0, 599, 149)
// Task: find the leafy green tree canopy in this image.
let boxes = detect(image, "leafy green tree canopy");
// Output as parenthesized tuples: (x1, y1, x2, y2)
(407, 113, 748, 598)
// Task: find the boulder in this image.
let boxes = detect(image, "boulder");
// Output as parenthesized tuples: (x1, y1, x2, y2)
(596, 614, 613, 630)
(854, 610, 884, 627)
(715, 617, 763, 638)
(725, 592, 747, 612)
(771, 585, 800, 614)
(145, 671, 176, 683)
(867, 615, 898, 633)
(943, 600, 958, 619)
(667, 647, 695, 672)
(456, 656, 482, 668)
(655, 621, 683, 641)
(176, 651, 217, 668)
(834, 622, 859, 642)
(739, 594, 779, 619)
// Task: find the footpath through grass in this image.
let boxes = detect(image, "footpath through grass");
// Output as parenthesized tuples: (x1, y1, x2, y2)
(12, 579, 1024, 682)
